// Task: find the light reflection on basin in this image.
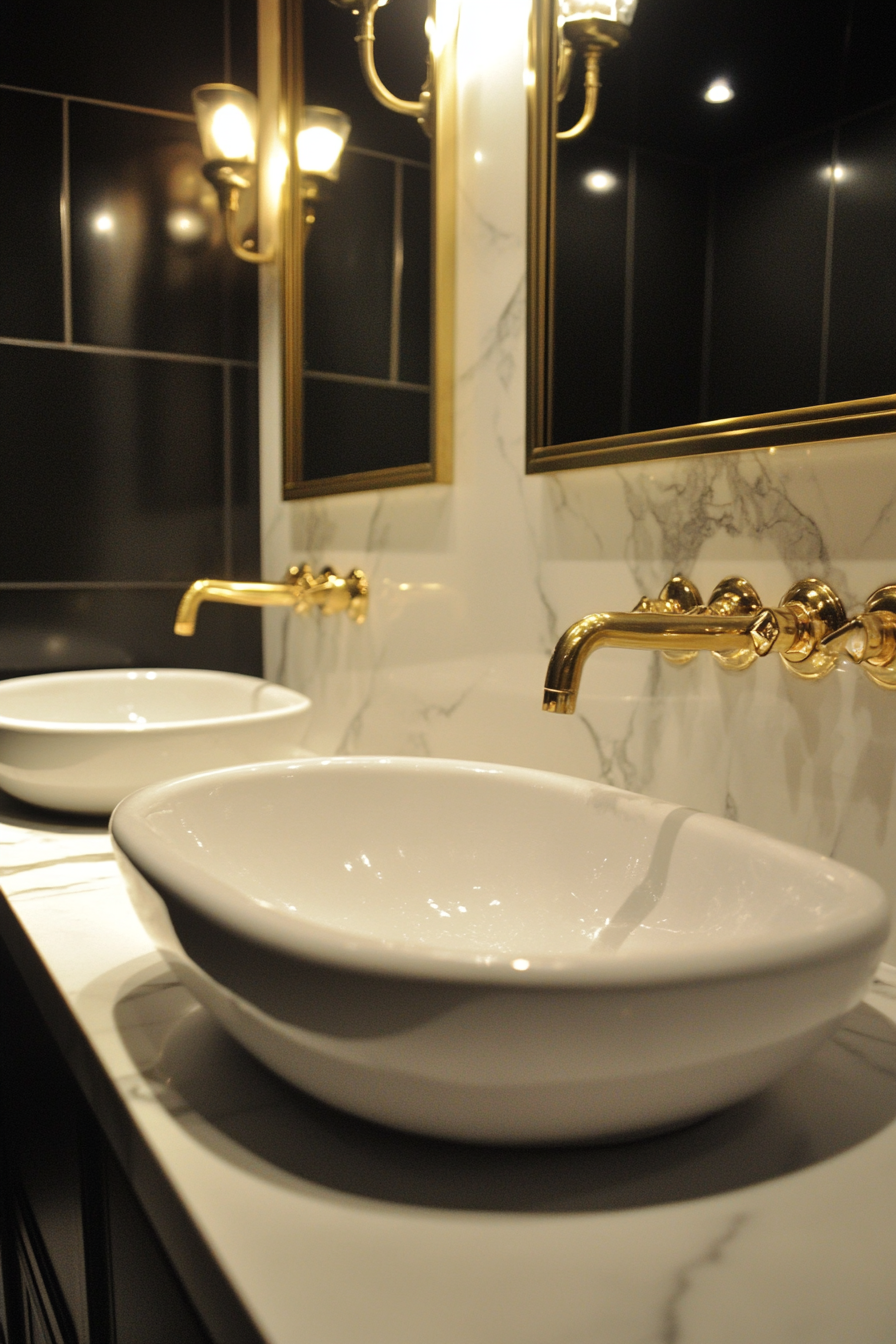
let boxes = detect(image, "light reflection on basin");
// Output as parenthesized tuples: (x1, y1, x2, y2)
(111, 756, 889, 1144)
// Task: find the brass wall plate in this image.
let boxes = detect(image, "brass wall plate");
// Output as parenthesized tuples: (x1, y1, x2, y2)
(708, 577, 763, 671)
(860, 585, 896, 689)
(779, 578, 847, 680)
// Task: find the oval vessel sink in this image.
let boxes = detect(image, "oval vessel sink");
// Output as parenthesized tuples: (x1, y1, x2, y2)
(111, 757, 889, 1144)
(0, 668, 311, 814)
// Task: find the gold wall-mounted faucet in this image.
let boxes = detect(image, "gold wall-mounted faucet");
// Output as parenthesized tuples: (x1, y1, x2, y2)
(174, 564, 368, 636)
(543, 575, 896, 714)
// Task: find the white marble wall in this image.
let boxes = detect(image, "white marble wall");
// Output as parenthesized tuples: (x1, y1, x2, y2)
(259, 0, 896, 956)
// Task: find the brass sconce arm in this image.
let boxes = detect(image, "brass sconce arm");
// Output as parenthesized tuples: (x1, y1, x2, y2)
(205, 166, 274, 265)
(328, 0, 433, 134)
(174, 565, 369, 636)
(556, 43, 602, 140)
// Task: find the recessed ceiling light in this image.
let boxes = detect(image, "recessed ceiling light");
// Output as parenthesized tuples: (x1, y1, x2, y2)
(823, 163, 846, 182)
(585, 170, 617, 192)
(92, 212, 114, 234)
(704, 79, 734, 104)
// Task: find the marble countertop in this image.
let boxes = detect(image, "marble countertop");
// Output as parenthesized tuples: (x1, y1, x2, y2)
(3, 796, 896, 1344)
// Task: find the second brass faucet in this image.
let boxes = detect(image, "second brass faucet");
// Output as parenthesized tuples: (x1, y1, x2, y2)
(174, 564, 368, 636)
(543, 575, 896, 713)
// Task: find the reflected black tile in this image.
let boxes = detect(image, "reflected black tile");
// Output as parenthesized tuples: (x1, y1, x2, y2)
(399, 163, 431, 388)
(0, 344, 225, 582)
(229, 365, 261, 581)
(551, 139, 629, 445)
(630, 151, 709, 432)
(302, 378, 429, 480)
(69, 102, 258, 360)
(303, 151, 394, 380)
(0, 589, 262, 679)
(304, 0, 431, 163)
(229, 0, 259, 96)
(708, 131, 830, 419)
(0, 0, 228, 115)
(826, 104, 896, 405)
(0, 90, 64, 341)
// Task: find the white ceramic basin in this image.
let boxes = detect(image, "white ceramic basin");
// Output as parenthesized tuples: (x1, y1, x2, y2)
(111, 757, 889, 1144)
(0, 669, 311, 814)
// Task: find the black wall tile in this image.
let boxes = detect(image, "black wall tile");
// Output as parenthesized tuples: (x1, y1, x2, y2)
(399, 163, 431, 387)
(229, 365, 261, 580)
(303, 150, 395, 380)
(0, 89, 64, 341)
(708, 131, 831, 419)
(229, 0, 259, 95)
(69, 102, 257, 361)
(630, 151, 709, 432)
(303, 0, 431, 163)
(0, 589, 262, 679)
(1, 0, 228, 115)
(0, 344, 225, 583)
(551, 139, 629, 445)
(826, 104, 896, 405)
(302, 378, 429, 479)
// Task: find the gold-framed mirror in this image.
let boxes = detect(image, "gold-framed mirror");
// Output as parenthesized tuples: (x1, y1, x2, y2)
(527, 0, 896, 475)
(281, 0, 456, 499)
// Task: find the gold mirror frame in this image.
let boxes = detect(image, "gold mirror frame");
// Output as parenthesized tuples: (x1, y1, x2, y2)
(526, 0, 896, 476)
(281, 0, 456, 499)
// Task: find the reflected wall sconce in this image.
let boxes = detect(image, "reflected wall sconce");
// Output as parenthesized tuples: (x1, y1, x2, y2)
(556, 0, 638, 140)
(327, 0, 435, 136)
(192, 84, 351, 261)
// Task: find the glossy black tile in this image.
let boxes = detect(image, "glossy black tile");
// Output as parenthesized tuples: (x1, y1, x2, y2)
(551, 138, 630, 445)
(229, 364, 261, 581)
(229, 0, 260, 96)
(630, 151, 709, 433)
(399, 163, 431, 388)
(302, 378, 429, 480)
(303, 150, 395, 380)
(1, 0, 230, 115)
(0, 344, 226, 583)
(0, 588, 262, 679)
(69, 101, 258, 360)
(303, 0, 431, 163)
(826, 104, 896, 405)
(0, 89, 64, 341)
(708, 131, 831, 419)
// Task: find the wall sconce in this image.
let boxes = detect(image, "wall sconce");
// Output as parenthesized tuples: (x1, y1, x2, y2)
(192, 85, 351, 261)
(556, 0, 638, 140)
(327, 0, 434, 136)
(297, 106, 352, 239)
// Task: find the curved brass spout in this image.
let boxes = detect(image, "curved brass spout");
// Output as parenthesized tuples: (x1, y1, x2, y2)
(175, 565, 368, 636)
(541, 574, 856, 714)
(543, 609, 785, 713)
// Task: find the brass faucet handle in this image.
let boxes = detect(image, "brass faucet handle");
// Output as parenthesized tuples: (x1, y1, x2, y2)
(777, 578, 848, 681)
(285, 563, 369, 623)
(820, 585, 896, 689)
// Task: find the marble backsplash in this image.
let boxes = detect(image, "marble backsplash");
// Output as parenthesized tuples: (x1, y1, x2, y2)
(258, 0, 896, 957)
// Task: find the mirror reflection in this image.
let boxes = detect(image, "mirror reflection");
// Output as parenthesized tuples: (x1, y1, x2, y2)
(528, 0, 896, 470)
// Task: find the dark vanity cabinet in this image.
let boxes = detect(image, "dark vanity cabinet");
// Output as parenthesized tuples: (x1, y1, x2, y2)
(0, 937, 213, 1344)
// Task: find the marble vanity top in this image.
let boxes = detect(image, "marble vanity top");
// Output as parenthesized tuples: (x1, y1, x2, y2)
(2, 795, 896, 1344)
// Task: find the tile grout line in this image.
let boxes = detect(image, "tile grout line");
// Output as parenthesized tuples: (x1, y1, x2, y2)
(303, 368, 429, 393)
(620, 146, 637, 435)
(0, 582, 194, 591)
(389, 161, 405, 385)
(0, 82, 194, 123)
(60, 97, 73, 344)
(222, 364, 234, 579)
(0, 335, 257, 370)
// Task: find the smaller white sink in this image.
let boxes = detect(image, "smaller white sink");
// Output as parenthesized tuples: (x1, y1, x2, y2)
(111, 756, 890, 1145)
(0, 668, 311, 814)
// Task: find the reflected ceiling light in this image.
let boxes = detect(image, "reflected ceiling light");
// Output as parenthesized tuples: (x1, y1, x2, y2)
(165, 208, 208, 243)
(92, 212, 115, 234)
(556, 0, 640, 141)
(585, 169, 617, 191)
(296, 106, 352, 240)
(704, 78, 734, 104)
(327, 0, 443, 137)
(823, 163, 846, 181)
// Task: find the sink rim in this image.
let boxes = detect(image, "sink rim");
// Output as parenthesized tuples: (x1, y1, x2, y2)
(110, 756, 890, 990)
(0, 668, 311, 736)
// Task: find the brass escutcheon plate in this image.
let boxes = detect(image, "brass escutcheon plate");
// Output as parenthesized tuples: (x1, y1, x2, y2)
(708, 576, 763, 671)
(779, 578, 847, 680)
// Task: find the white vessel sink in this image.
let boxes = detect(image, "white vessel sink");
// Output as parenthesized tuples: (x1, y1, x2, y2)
(111, 756, 889, 1144)
(0, 669, 311, 814)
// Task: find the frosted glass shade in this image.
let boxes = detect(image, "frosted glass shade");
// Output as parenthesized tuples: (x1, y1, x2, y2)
(192, 84, 259, 164)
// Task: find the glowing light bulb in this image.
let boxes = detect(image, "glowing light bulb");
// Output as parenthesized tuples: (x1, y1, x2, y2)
(704, 79, 734, 104)
(823, 163, 846, 181)
(92, 212, 114, 234)
(297, 126, 345, 174)
(165, 209, 207, 242)
(210, 103, 255, 160)
(585, 170, 617, 192)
